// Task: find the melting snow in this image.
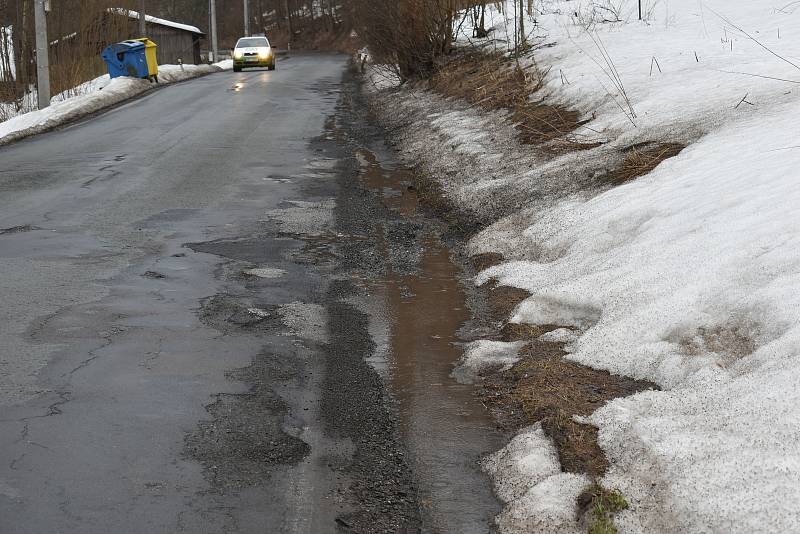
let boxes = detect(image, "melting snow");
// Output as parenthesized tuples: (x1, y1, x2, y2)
(370, 0, 800, 531)
(452, 340, 526, 384)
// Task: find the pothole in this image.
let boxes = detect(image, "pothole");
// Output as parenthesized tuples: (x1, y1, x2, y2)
(184, 348, 311, 490)
(198, 294, 281, 334)
(0, 224, 41, 235)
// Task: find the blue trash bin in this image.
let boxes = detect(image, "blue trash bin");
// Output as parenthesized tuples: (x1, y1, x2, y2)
(101, 40, 149, 80)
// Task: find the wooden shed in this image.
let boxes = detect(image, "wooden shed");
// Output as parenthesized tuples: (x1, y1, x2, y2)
(111, 9, 204, 65)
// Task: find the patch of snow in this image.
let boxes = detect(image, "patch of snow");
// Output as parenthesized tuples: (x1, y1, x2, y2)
(365, 65, 402, 90)
(484, 425, 589, 533)
(452, 340, 526, 384)
(214, 59, 234, 71)
(482, 424, 563, 502)
(495, 473, 590, 534)
(538, 328, 580, 344)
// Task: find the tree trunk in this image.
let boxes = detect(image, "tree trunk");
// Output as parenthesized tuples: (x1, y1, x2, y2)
(16, 0, 31, 92)
(285, 0, 292, 45)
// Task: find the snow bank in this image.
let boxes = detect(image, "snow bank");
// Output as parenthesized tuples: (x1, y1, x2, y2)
(0, 61, 231, 146)
(483, 424, 589, 533)
(452, 340, 525, 383)
(368, 0, 800, 532)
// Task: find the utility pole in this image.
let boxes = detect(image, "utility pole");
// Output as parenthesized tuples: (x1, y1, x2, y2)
(210, 0, 219, 63)
(33, 0, 50, 109)
(243, 0, 250, 36)
(139, 0, 146, 36)
(638, 0, 642, 20)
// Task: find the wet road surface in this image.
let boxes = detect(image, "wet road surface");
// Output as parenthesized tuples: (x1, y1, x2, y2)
(0, 55, 504, 533)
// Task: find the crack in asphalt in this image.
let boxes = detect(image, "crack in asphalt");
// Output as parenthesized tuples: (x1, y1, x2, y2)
(0, 391, 73, 430)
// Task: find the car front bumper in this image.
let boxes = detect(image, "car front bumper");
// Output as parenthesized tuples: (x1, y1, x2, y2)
(234, 56, 274, 68)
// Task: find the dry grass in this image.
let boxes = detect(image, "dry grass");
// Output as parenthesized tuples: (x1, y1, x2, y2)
(429, 50, 598, 151)
(501, 322, 565, 342)
(429, 50, 534, 110)
(482, 340, 657, 477)
(470, 252, 505, 273)
(481, 279, 532, 322)
(603, 142, 686, 185)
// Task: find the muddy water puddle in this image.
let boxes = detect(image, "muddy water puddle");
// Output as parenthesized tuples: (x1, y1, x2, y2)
(355, 148, 504, 532)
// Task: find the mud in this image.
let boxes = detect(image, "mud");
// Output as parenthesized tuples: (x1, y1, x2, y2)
(332, 77, 507, 532)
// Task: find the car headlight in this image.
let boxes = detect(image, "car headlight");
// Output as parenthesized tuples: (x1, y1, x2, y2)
(258, 47, 271, 59)
(233, 50, 243, 59)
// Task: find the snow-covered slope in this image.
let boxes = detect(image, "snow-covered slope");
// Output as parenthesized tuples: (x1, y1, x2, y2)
(373, 1, 800, 532)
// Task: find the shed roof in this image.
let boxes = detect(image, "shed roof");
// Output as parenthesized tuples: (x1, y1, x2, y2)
(109, 9, 204, 35)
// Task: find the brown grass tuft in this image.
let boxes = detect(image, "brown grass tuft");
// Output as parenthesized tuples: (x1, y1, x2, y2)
(429, 50, 595, 151)
(500, 322, 565, 342)
(480, 280, 532, 322)
(470, 252, 505, 273)
(603, 142, 686, 185)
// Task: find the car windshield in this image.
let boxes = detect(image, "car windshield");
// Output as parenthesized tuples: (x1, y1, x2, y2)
(236, 38, 269, 48)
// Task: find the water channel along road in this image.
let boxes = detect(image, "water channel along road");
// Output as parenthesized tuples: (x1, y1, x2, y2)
(0, 55, 505, 533)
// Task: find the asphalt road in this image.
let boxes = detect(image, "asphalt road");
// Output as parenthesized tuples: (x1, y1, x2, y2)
(0, 54, 505, 533)
(0, 54, 424, 534)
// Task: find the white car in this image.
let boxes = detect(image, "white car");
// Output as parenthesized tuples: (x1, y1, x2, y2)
(232, 36, 275, 72)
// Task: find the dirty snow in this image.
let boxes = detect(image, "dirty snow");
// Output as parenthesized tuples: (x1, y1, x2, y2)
(368, 0, 800, 532)
(483, 424, 589, 533)
(452, 339, 525, 384)
(0, 61, 231, 145)
(537, 328, 579, 345)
